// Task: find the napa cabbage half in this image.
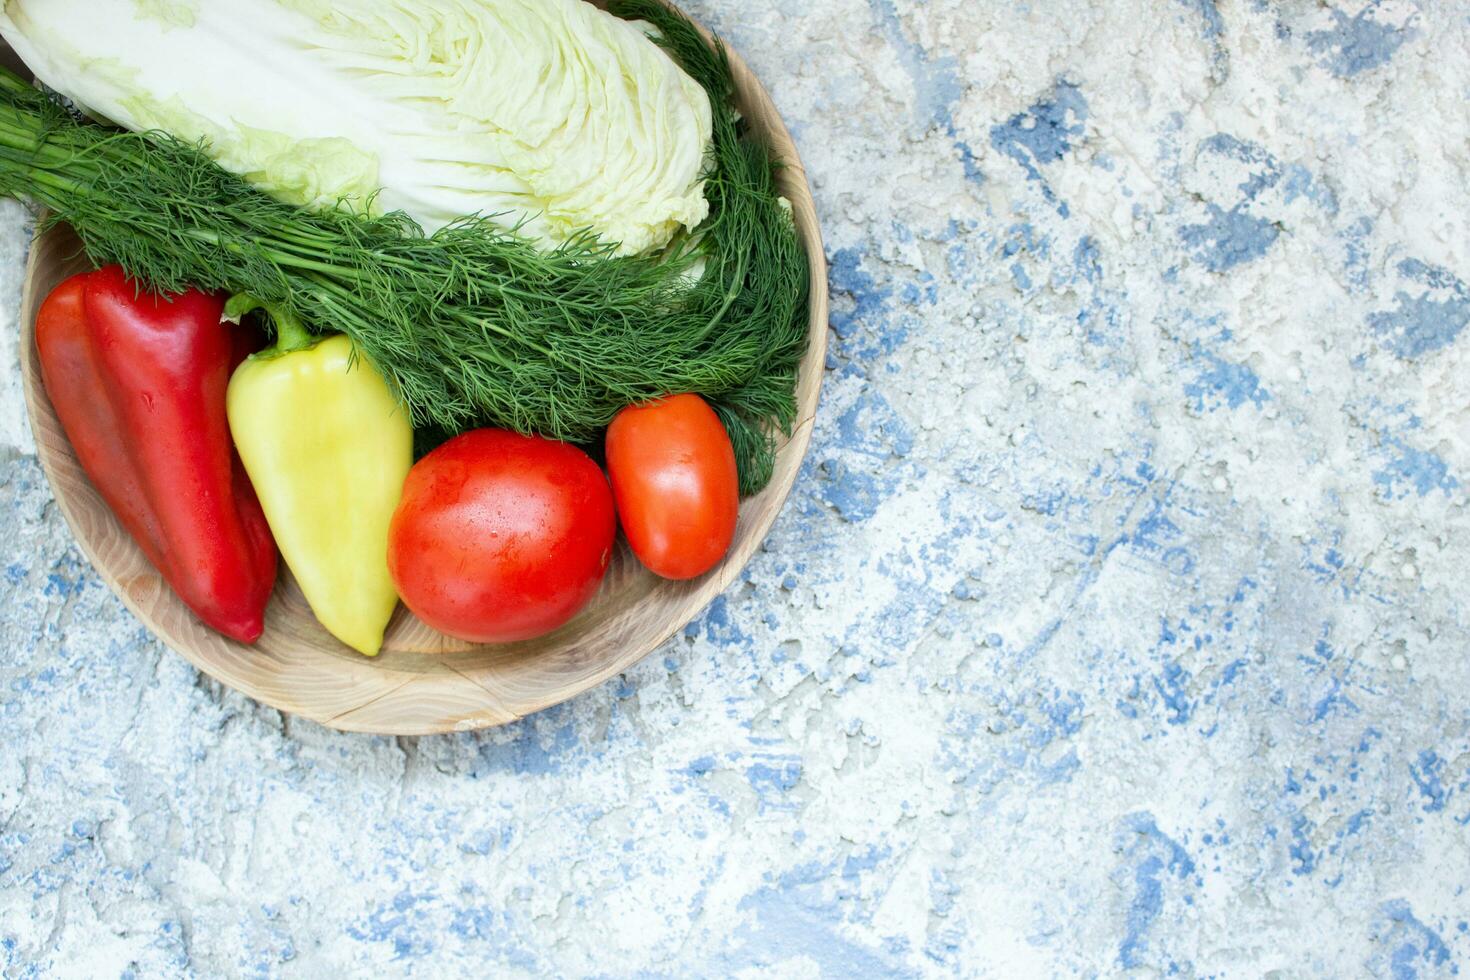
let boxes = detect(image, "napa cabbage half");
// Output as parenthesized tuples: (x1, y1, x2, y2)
(0, 0, 713, 254)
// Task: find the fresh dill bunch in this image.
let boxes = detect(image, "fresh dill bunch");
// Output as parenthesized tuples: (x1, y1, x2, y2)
(0, 2, 808, 495)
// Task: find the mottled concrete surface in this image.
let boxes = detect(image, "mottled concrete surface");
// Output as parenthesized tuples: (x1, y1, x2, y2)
(2, 1, 1469, 976)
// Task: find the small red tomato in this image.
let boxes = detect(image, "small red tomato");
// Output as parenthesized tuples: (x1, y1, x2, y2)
(605, 393, 739, 580)
(387, 429, 616, 643)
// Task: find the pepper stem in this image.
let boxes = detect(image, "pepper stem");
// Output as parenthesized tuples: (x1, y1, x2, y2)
(266, 306, 311, 353)
(225, 292, 315, 355)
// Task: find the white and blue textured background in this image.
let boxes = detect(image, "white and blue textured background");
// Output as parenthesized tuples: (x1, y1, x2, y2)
(2, 0, 1468, 975)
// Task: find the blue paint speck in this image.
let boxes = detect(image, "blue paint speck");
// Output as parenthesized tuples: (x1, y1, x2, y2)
(1180, 204, 1279, 272)
(1340, 216, 1374, 291)
(828, 247, 901, 357)
(1408, 751, 1448, 813)
(1198, 134, 1281, 200)
(1372, 437, 1458, 500)
(1281, 163, 1338, 213)
(1177, 0, 1223, 38)
(1117, 813, 1196, 970)
(1153, 662, 1194, 726)
(990, 80, 1087, 213)
(1289, 814, 1316, 875)
(1074, 236, 1102, 283)
(1367, 258, 1470, 359)
(1046, 690, 1085, 737)
(841, 845, 890, 881)
(1306, 7, 1411, 78)
(1375, 899, 1452, 979)
(866, 0, 980, 184)
(1185, 349, 1270, 412)
(43, 573, 78, 598)
(992, 80, 1087, 170)
(475, 715, 579, 776)
(728, 858, 906, 977)
(746, 757, 803, 812)
(1311, 677, 1357, 722)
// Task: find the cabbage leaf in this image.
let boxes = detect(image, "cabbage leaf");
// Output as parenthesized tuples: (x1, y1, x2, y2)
(0, 0, 713, 254)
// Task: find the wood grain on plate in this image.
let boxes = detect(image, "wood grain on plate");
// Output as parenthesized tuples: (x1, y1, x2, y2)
(13, 12, 828, 735)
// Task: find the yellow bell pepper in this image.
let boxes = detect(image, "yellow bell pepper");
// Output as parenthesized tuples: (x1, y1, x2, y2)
(225, 298, 413, 656)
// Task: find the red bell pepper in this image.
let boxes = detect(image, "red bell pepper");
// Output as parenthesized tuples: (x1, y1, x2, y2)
(36, 265, 277, 643)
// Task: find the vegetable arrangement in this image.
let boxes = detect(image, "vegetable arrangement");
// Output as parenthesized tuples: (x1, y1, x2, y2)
(9, 0, 805, 652)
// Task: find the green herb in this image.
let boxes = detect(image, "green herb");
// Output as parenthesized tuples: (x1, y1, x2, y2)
(0, 2, 808, 495)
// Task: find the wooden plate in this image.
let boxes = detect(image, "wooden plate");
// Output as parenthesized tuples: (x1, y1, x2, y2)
(13, 13, 827, 735)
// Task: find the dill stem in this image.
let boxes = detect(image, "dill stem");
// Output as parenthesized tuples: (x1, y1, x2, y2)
(701, 248, 747, 339)
(0, 153, 85, 201)
(178, 226, 361, 280)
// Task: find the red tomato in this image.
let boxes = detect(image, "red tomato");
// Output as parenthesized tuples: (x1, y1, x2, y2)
(605, 394, 739, 580)
(387, 429, 616, 643)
